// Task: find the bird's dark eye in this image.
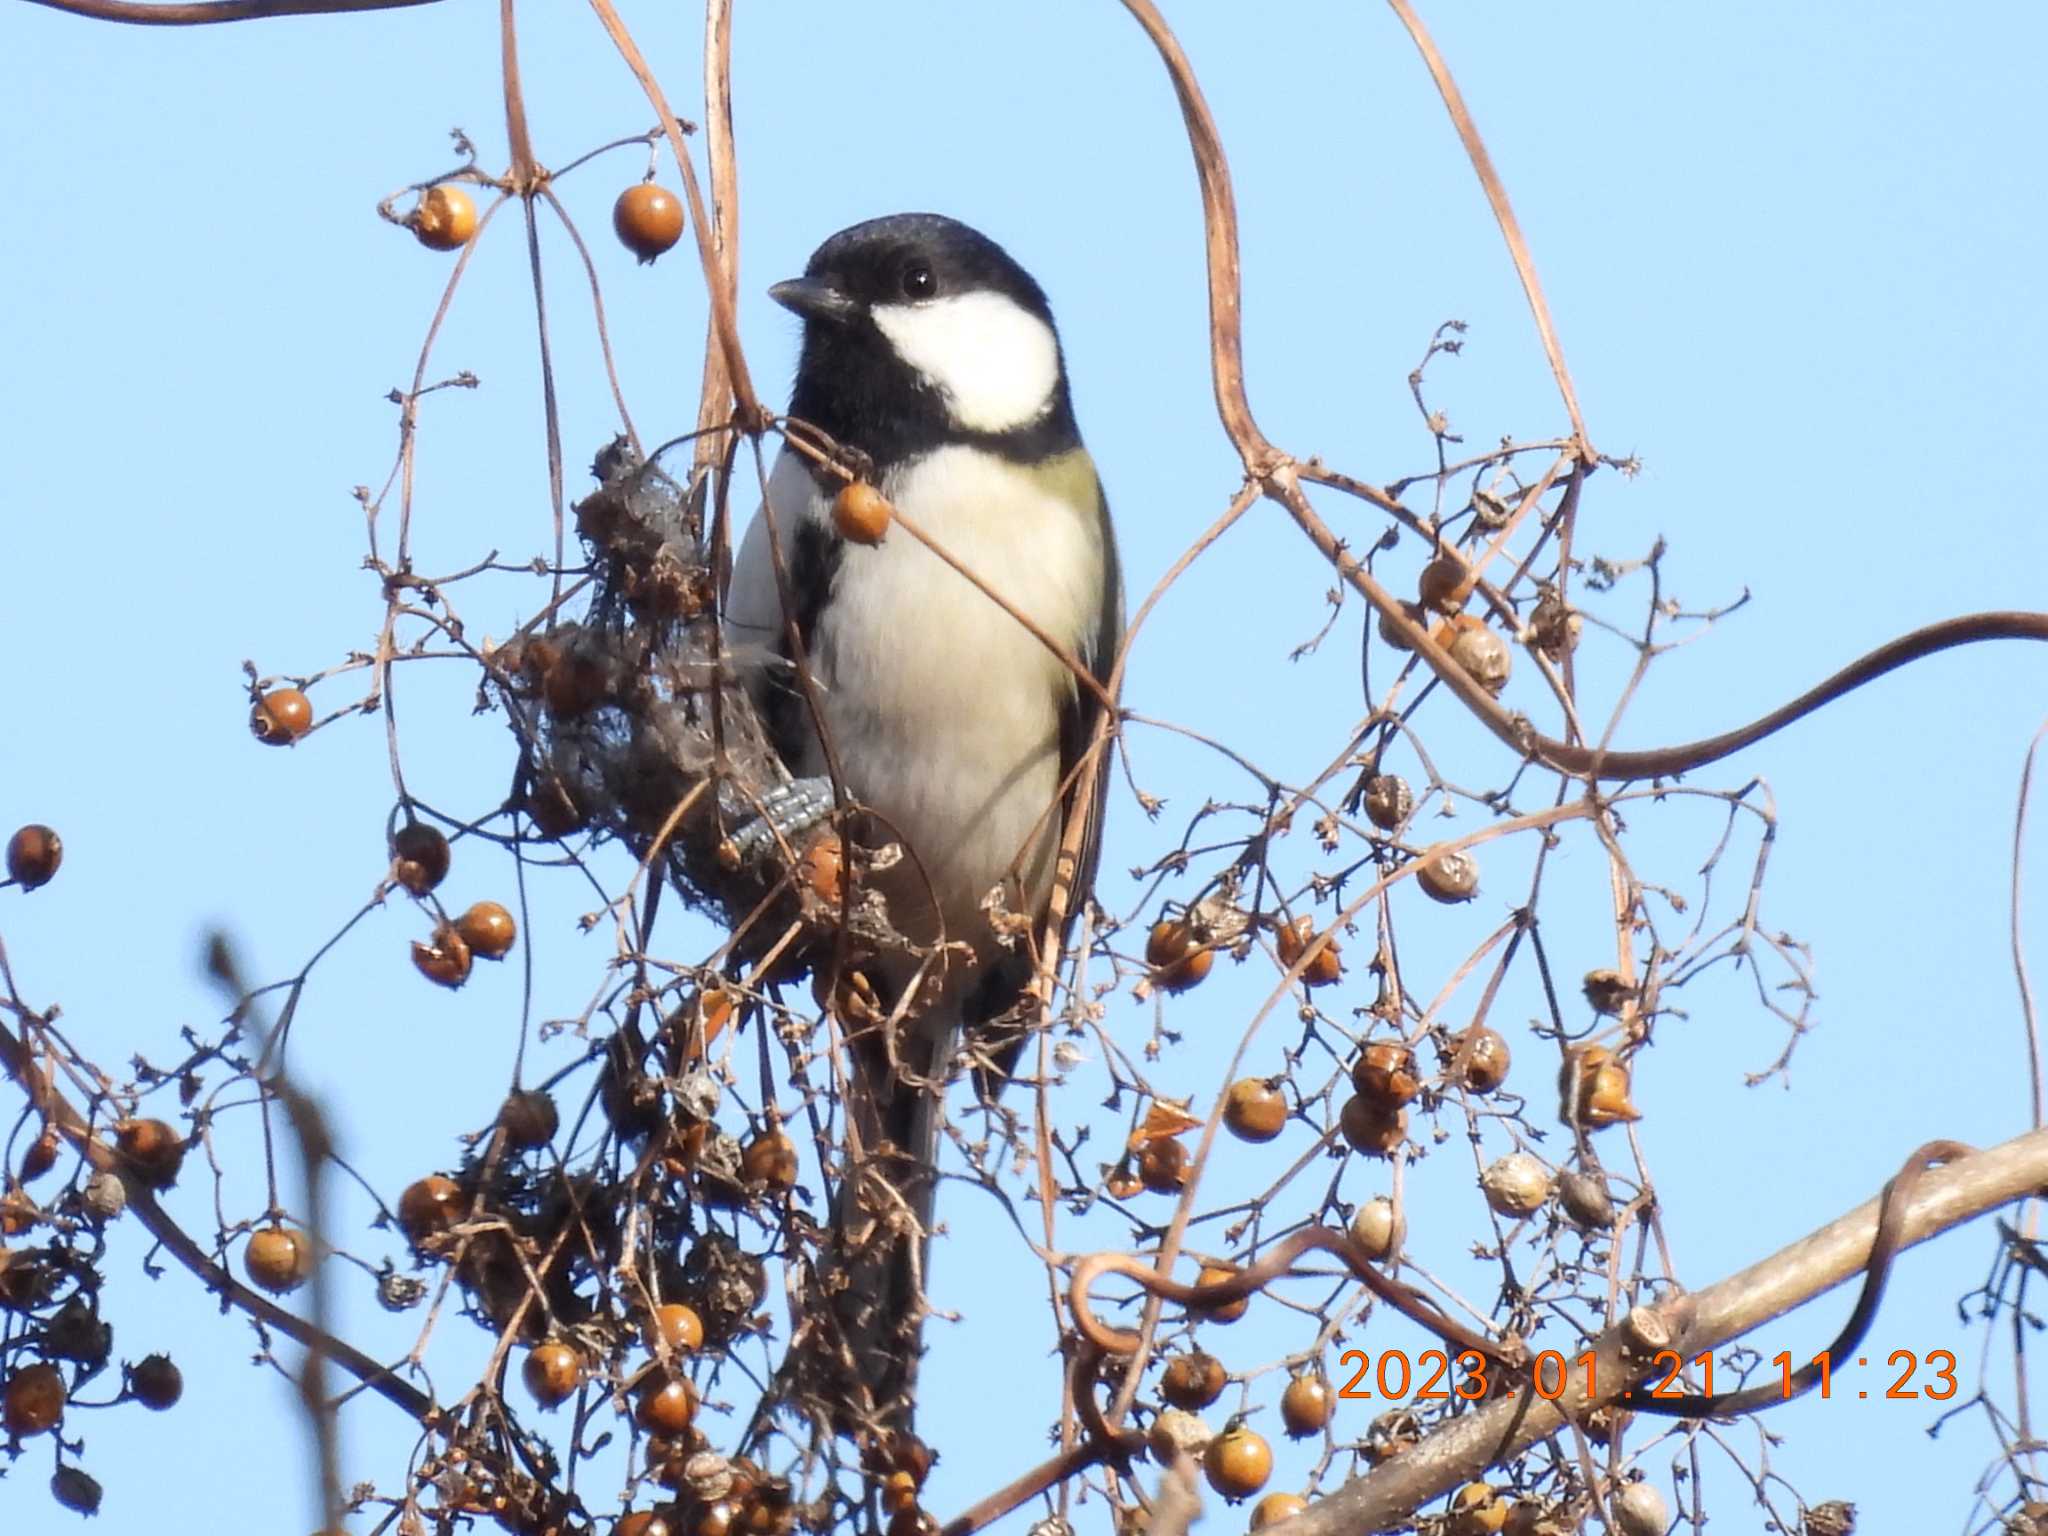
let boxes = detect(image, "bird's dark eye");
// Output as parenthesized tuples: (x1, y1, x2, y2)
(901, 264, 936, 300)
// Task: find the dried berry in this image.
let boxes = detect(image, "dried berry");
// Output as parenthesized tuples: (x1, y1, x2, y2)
(390, 821, 451, 895)
(1222, 1079, 1287, 1143)
(5, 824, 62, 889)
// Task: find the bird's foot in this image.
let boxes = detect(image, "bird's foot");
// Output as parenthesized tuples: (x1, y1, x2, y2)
(718, 776, 836, 867)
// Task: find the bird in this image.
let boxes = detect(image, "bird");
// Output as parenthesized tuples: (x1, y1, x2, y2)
(724, 212, 1122, 1433)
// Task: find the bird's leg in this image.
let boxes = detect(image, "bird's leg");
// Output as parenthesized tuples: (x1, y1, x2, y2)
(718, 776, 836, 864)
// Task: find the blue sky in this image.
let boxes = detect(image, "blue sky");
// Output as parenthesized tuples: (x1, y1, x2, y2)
(3, 4, 2046, 1534)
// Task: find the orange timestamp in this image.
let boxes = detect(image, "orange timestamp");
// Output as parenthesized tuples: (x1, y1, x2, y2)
(1333, 1347, 1961, 1403)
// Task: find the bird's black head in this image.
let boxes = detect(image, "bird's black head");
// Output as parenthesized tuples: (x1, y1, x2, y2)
(773, 213, 1079, 468)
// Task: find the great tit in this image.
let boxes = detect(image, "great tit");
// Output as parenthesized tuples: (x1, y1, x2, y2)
(725, 212, 1122, 1428)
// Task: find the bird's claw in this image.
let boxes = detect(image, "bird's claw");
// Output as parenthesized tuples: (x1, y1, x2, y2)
(717, 776, 836, 867)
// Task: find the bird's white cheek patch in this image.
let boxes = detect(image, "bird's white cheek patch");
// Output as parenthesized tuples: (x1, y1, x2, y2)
(871, 291, 1060, 434)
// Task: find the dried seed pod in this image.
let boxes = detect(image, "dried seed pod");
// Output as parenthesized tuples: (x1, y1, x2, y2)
(1479, 1153, 1552, 1218)
(1418, 553, 1471, 615)
(1222, 1079, 1287, 1143)
(832, 481, 893, 545)
(1160, 1349, 1228, 1410)
(1377, 599, 1429, 652)
(498, 1088, 558, 1150)
(5, 824, 62, 889)
(1558, 1168, 1616, 1229)
(128, 1353, 183, 1410)
(20, 1127, 60, 1182)
(1612, 1482, 1670, 1536)
(1137, 1136, 1188, 1195)
(1449, 1025, 1512, 1093)
(1348, 1195, 1404, 1260)
(1148, 1406, 1213, 1463)
(1362, 1408, 1422, 1466)
(2, 1362, 65, 1436)
(412, 927, 473, 988)
(1529, 594, 1582, 660)
(741, 1129, 800, 1192)
(115, 1118, 185, 1189)
(1582, 968, 1633, 1016)
(1560, 1045, 1642, 1130)
(1448, 1482, 1509, 1536)
(1504, 1499, 1571, 1536)
(1146, 919, 1213, 993)
(1415, 846, 1480, 904)
(800, 832, 845, 905)
(398, 1174, 464, 1243)
(1446, 618, 1511, 695)
(1274, 915, 1343, 986)
(1350, 1041, 1420, 1110)
(1338, 1096, 1407, 1158)
(390, 821, 450, 895)
(51, 1465, 103, 1516)
(1362, 774, 1413, 832)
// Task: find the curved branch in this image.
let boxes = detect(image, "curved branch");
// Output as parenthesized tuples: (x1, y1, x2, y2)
(1118, 3, 2048, 788)
(1270, 1126, 2048, 1536)
(0, 1010, 436, 1424)
(1385, 0, 1591, 452)
(23, 0, 440, 20)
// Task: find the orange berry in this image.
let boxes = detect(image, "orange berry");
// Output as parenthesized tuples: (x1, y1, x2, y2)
(645, 1301, 705, 1357)
(1251, 1493, 1307, 1530)
(832, 481, 893, 545)
(1280, 1373, 1335, 1437)
(1137, 1136, 1188, 1195)
(1159, 1349, 1226, 1410)
(1146, 919, 1213, 993)
(244, 1224, 313, 1294)
(412, 183, 478, 251)
(1193, 1263, 1249, 1324)
(1203, 1425, 1273, 1501)
(1350, 1041, 1420, 1110)
(636, 1372, 699, 1436)
(115, 1118, 185, 1188)
(614, 183, 685, 262)
(456, 901, 518, 960)
(250, 688, 313, 746)
(522, 1339, 582, 1407)
(1222, 1079, 1287, 1143)
(397, 1174, 463, 1243)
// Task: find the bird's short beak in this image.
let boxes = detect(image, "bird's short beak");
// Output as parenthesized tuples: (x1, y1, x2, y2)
(769, 276, 860, 324)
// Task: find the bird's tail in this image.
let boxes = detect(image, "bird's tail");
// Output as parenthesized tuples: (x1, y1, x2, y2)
(825, 997, 953, 1438)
